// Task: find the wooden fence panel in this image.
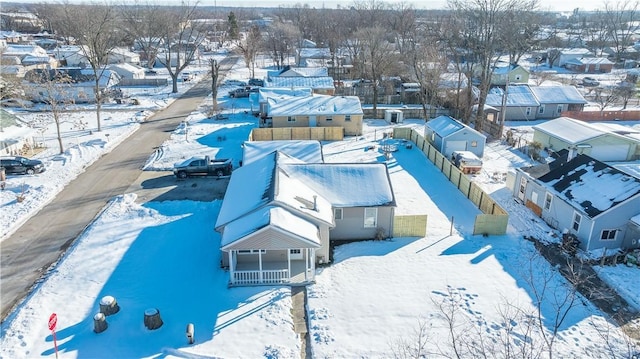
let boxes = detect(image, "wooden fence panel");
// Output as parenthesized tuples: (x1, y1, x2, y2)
(473, 214, 509, 235)
(291, 127, 310, 139)
(393, 215, 428, 237)
(468, 182, 484, 208)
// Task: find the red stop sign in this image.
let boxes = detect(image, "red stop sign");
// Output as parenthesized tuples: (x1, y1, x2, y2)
(48, 313, 57, 331)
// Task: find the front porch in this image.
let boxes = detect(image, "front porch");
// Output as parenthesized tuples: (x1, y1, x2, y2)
(227, 248, 316, 287)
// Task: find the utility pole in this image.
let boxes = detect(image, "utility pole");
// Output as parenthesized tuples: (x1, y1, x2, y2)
(498, 69, 509, 140)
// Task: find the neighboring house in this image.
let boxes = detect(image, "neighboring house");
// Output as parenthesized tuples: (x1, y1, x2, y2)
(242, 140, 324, 165)
(108, 63, 145, 79)
(550, 48, 594, 67)
(266, 94, 363, 136)
(215, 150, 396, 286)
(424, 115, 487, 158)
(0, 109, 36, 156)
(485, 84, 539, 121)
(271, 65, 328, 78)
(107, 47, 141, 65)
(154, 51, 187, 67)
(52, 45, 88, 67)
(24, 67, 121, 103)
(512, 154, 640, 251)
(2, 44, 48, 58)
(564, 57, 614, 73)
(490, 64, 530, 85)
(297, 47, 331, 67)
(529, 86, 587, 119)
(532, 117, 640, 162)
(254, 87, 313, 121)
(264, 76, 335, 95)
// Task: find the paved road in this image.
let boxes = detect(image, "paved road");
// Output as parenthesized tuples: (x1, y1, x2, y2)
(0, 57, 237, 323)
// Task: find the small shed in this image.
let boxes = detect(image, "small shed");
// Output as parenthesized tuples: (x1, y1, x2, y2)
(384, 109, 403, 124)
(425, 115, 486, 158)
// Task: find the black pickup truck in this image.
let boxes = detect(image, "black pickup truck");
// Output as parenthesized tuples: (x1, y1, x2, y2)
(173, 156, 233, 179)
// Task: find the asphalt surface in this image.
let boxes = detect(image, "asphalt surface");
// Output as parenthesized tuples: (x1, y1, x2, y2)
(0, 57, 237, 323)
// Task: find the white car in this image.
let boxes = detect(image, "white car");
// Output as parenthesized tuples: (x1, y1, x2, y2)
(582, 77, 600, 86)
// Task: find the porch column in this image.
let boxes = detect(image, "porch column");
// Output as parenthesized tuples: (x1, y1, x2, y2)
(258, 250, 263, 283)
(310, 249, 316, 276)
(304, 248, 310, 281)
(228, 251, 235, 285)
(287, 248, 291, 281)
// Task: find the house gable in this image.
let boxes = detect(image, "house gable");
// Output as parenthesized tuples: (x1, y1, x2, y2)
(537, 154, 640, 218)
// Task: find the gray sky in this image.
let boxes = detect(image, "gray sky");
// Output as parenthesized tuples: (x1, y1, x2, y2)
(211, 0, 606, 12)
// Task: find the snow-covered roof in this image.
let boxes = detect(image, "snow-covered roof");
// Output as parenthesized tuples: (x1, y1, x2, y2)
(565, 57, 614, 65)
(438, 72, 468, 89)
(492, 64, 527, 75)
(220, 206, 322, 249)
(559, 48, 593, 55)
(108, 63, 144, 74)
(298, 47, 331, 59)
(486, 85, 539, 107)
(530, 86, 587, 104)
(2, 44, 48, 57)
(265, 76, 335, 89)
(243, 140, 324, 165)
(281, 163, 395, 207)
(267, 95, 362, 117)
(278, 67, 328, 77)
(426, 115, 464, 137)
(538, 154, 640, 218)
(215, 151, 334, 230)
(258, 87, 313, 103)
(533, 117, 605, 144)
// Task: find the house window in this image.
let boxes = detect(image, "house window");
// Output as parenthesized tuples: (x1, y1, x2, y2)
(544, 193, 552, 211)
(334, 208, 343, 220)
(539, 104, 545, 114)
(326, 116, 333, 121)
(345, 115, 351, 122)
(572, 212, 582, 232)
(515, 74, 522, 81)
(531, 191, 538, 204)
(556, 104, 563, 114)
(526, 107, 532, 116)
(364, 208, 377, 228)
(287, 116, 295, 122)
(237, 249, 266, 255)
(600, 229, 617, 241)
(290, 249, 301, 254)
(471, 141, 477, 147)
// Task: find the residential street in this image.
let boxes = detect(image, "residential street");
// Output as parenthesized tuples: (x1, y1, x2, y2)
(0, 57, 237, 322)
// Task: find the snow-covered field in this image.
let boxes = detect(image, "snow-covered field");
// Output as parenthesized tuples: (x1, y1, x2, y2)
(1, 55, 639, 358)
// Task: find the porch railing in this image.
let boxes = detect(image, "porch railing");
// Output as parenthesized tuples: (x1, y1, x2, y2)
(232, 269, 289, 285)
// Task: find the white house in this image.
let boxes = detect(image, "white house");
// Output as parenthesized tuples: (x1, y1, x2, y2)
(215, 150, 396, 286)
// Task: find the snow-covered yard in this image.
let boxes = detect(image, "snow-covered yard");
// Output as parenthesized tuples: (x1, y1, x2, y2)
(1, 55, 639, 358)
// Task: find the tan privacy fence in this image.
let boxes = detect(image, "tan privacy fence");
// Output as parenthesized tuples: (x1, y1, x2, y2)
(393, 215, 428, 237)
(250, 127, 344, 141)
(393, 127, 508, 236)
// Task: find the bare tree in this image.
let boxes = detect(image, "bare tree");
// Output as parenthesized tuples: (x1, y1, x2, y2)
(447, 0, 540, 132)
(353, 26, 399, 112)
(593, 87, 619, 114)
(407, 39, 448, 119)
(119, 1, 167, 71)
(54, 2, 121, 132)
(155, 1, 207, 93)
(209, 58, 221, 108)
(387, 1, 418, 57)
(236, 25, 261, 78)
(24, 69, 75, 154)
(263, 21, 300, 69)
(583, 11, 611, 57)
(388, 318, 433, 359)
(604, 0, 640, 63)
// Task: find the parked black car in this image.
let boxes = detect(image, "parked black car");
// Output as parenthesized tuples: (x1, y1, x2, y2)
(248, 78, 264, 87)
(173, 156, 232, 178)
(0, 156, 46, 175)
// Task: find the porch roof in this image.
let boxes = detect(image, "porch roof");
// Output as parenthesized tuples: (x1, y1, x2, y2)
(221, 206, 321, 250)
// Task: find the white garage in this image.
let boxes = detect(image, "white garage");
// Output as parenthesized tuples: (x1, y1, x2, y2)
(589, 145, 630, 162)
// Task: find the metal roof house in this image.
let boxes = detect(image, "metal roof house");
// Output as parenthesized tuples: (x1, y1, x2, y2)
(533, 117, 640, 162)
(529, 86, 588, 119)
(425, 115, 487, 158)
(512, 154, 640, 251)
(215, 150, 396, 286)
(266, 94, 364, 136)
(485, 85, 539, 121)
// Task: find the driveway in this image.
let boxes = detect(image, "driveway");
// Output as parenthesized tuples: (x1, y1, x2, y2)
(0, 57, 238, 322)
